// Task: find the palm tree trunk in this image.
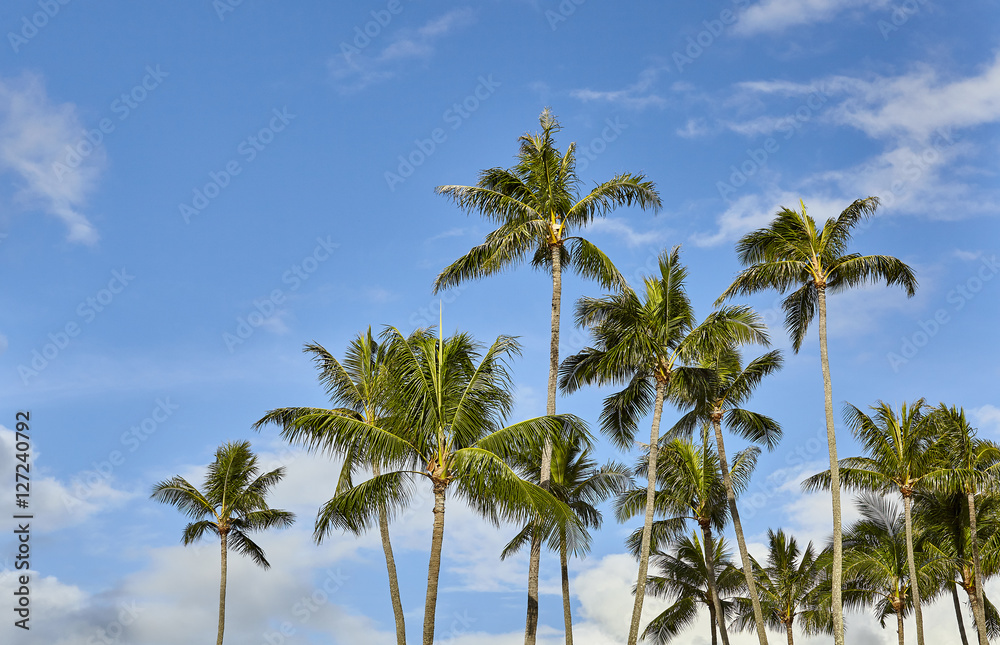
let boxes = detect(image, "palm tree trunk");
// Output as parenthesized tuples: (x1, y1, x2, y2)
(218, 531, 228, 645)
(816, 285, 845, 645)
(897, 610, 905, 645)
(376, 461, 406, 645)
(627, 381, 665, 645)
(423, 483, 447, 645)
(785, 620, 795, 645)
(525, 242, 563, 645)
(902, 493, 926, 645)
(968, 587, 986, 645)
(701, 523, 731, 645)
(967, 490, 988, 645)
(708, 593, 719, 645)
(712, 417, 768, 645)
(560, 531, 574, 645)
(951, 582, 971, 645)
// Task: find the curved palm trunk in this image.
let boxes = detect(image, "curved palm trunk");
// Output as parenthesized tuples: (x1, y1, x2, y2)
(951, 582, 971, 645)
(525, 242, 563, 645)
(423, 484, 447, 645)
(376, 461, 406, 645)
(560, 531, 574, 645)
(902, 494, 926, 645)
(817, 286, 845, 645)
(627, 382, 666, 645)
(896, 608, 905, 645)
(712, 417, 768, 645)
(701, 522, 731, 645)
(218, 531, 228, 645)
(785, 620, 795, 645)
(708, 598, 719, 645)
(967, 490, 988, 645)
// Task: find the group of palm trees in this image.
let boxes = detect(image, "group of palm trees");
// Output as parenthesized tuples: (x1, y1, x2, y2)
(150, 109, 997, 645)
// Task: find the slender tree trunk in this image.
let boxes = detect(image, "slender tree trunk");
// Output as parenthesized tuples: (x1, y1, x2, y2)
(560, 532, 574, 645)
(423, 484, 447, 645)
(951, 582, 971, 645)
(968, 588, 986, 645)
(627, 381, 665, 645)
(701, 522, 731, 645)
(218, 531, 228, 645)
(902, 493, 926, 645)
(897, 609, 905, 645)
(708, 595, 719, 645)
(785, 620, 795, 645)
(374, 461, 406, 645)
(816, 286, 845, 645)
(525, 242, 563, 645)
(712, 417, 768, 645)
(967, 491, 988, 645)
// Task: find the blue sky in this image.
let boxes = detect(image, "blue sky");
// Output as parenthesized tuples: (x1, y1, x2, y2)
(0, 1, 998, 643)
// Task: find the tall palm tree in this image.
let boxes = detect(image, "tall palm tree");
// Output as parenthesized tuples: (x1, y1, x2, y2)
(501, 426, 632, 645)
(717, 197, 918, 645)
(926, 404, 1000, 644)
(671, 346, 783, 644)
(617, 437, 761, 645)
(251, 330, 406, 645)
(433, 108, 661, 645)
(642, 531, 744, 645)
(561, 247, 769, 645)
(258, 327, 578, 645)
(732, 529, 832, 645)
(803, 399, 938, 645)
(841, 493, 946, 645)
(150, 440, 295, 645)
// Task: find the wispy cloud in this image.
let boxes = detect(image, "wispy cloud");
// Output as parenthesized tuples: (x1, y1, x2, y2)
(0, 73, 104, 244)
(329, 8, 476, 93)
(589, 217, 664, 248)
(734, 0, 891, 36)
(570, 66, 669, 110)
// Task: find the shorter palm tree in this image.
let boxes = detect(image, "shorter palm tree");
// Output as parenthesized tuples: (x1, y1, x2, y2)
(642, 531, 744, 645)
(151, 440, 295, 645)
(732, 529, 832, 645)
(501, 426, 632, 645)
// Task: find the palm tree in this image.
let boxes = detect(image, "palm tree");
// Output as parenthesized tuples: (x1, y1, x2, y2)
(926, 404, 1000, 644)
(716, 197, 918, 645)
(150, 440, 295, 645)
(433, 108, 661, 645)
(732, 529, 832, 645)
(803, 399, 938, 645)
(501, 426, 632, 645)
(914, 489, 1000, 645)
(671, 346, 783, 644)
(841, 493, 946, 645)
(257, 327, 578, 645)
(617, 437, 761, 645)
(252, 330, 406, 645)
(561, 246, 769, 645)
(642, 531, 744, 645)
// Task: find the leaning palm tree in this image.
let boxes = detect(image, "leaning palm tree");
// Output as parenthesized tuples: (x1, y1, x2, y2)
(150, 440, 295, 645)
(501, 425, 632, 645)
(803, 399, 938, 645)
(561, 246, 769, 645)
(670, 346, 783, 645)
(926, 404, 1000, 644)
(252, 329, 406, 645)
(732, 529, 832, 645)
(433, 108, 661, 645)
(642, 531, 744, 645)
(617, 437, 761, 645)
(257, 326, 578, 645)
(717, 197, 918, 645)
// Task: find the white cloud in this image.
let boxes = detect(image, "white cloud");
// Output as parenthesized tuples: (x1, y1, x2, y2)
(0, 73, 104, 244)
(588, 217, 664, 248)
(330, 9, 476, 92)
(971, 404, 1000, 435)
(571, 67, 668, 110)
(734, 0, 891, 36)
